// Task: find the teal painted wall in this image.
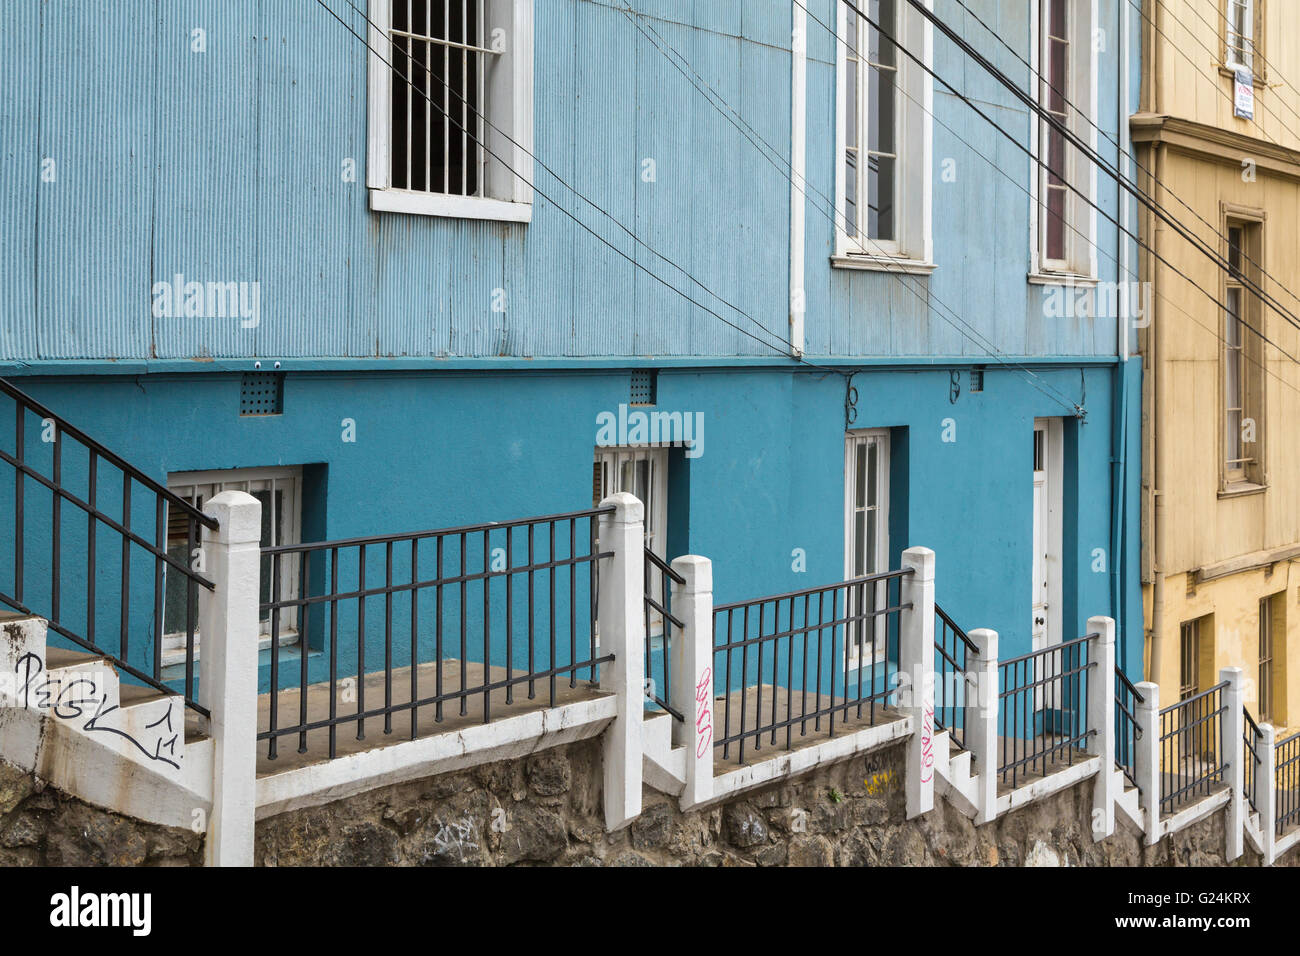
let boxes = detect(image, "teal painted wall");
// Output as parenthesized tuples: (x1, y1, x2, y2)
(4, 364, 1125, 693)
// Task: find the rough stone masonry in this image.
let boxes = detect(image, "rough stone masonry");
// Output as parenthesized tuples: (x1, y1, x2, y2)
(3, 740, 1296, 867)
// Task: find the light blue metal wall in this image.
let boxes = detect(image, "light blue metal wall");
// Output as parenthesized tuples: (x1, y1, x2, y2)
(1, 0, 1127, 363)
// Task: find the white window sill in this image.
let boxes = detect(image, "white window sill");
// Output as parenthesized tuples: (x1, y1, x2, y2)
(1027, 271, 1098, 287)
(369, 188, 533, 223)
(831, 254, 937, 276)
(160, 629, 299, 668)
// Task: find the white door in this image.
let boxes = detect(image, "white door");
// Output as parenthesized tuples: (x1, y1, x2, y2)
(1032, 424, 1050, 651)
(1031, 418, 1063, 719)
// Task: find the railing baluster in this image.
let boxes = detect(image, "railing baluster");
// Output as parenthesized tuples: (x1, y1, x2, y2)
(482, 528, 490, 723)
(411, 538, 419, 738)
(269, 550, 281, 760)
(385, 540, 394, 735)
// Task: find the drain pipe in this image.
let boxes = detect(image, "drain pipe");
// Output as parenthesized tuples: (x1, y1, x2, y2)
(1109, 0, 1132, 670)
(789, 1, 807, 358)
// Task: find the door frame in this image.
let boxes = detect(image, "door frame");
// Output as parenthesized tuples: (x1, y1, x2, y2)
(1032, 417, 1065, 655)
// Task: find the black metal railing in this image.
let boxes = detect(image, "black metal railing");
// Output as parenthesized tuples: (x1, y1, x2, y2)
(711, 568, 913, 767)
(1158, 682, 1227, 817)
(1277, 730, 1300, 837)
(1243, 707, 1261, 816)
(1115, 665, 1143, 789)
(643, 548, 684, 721)
(258, 506, 613, 761)
(0, 377, 216, 716)
(934, 603, 977, 751)
(997, 635, 1094, 789)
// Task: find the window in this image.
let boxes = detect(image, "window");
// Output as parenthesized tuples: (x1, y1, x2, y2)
(163, 467, 303, 665)
(1222, 216, 1265, 487)
(835, 0, 932, 269)
(1179, 618, 1201, 702)
(1259, 595, 1275, 721)
(844, 430, 890, 669)
(1225, 0, 1258, 73)
(594, 447, 669, 638)
(367, 0, 534, 222)
(1032, 0, 1096, 279)
(593, 447, 668, 560)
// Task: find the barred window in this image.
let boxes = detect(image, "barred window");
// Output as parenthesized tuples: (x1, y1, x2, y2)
(368, 0, 534, 222)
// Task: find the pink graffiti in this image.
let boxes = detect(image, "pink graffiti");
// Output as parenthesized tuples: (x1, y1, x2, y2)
(919, 700, 935, 784)
(695, 667, 714, 759)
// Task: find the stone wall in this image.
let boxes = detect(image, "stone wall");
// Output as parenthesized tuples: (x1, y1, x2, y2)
(253, 740, 1298, 867)
(5, 739, 1294, 867)
(0, 759, 203, 866)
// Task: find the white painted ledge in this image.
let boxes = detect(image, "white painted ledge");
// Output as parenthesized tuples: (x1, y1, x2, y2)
(996, 756, 1102, 816)
(1151, 789, 1231, 845)
(700, 716, 913, 810)
(369, 188, 533, 223)
(254, 694, 617, 820)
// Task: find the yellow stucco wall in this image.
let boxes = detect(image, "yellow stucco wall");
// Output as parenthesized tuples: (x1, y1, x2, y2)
(1138, 0, 1300, 720)
(1145, 569, 1297, 734)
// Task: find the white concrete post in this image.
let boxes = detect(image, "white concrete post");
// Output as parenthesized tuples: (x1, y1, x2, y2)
(1135, 680, 1161, 845)
(1258, 723, 1277, 865)
(968, 627, 999, 825)
(1086, 616, 1117, 841)
(670, 555, 714, 810)
(899, 546, 935, 819)
(198, 490, 262, 867)
(1221, 666, 1245, 862)
(597, 493, 645, 831)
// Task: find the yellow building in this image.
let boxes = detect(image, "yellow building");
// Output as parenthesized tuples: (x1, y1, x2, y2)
(1134, 0, 1300, 733)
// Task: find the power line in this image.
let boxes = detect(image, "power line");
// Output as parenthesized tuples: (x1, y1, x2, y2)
(826, 0, 1300, 372)
(314, 0, 798, 358)
(892, 0, 1300, 344)
(622, 2, 1088, 415)
(948, 0, 1300, 313)
(321, 0, 1090, 415)
(794, 0, 1300, 401)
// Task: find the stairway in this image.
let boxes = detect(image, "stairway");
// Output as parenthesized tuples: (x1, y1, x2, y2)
(0, 611, 214, 829)
(931, 729, 982, 818)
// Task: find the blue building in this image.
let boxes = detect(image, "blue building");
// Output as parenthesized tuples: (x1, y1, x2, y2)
(0, 0, 1143, 700)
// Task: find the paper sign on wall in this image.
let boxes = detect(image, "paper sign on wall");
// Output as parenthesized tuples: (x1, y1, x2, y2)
(1234, 68, 1255, 120)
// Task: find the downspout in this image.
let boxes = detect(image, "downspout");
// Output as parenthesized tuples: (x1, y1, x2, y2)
(790, 1, 807, 357)
(1148, 0, 1166, 687)
(1110, 0, 1133, 670)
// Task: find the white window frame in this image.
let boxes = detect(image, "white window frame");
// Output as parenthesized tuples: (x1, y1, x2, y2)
(1028, 0, 1098, 282)
(844, 429, 890, 670)
(1225, 0, 1256, 73)
(833, 0, 933, 272)
(367, 0, 534, 222)
(164, 466, 304, 664)
(594, 446, 670, 639)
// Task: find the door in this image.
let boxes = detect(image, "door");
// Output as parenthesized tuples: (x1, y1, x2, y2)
(1031, 419, 1062, 651)
(1031, 418, 1064, 729)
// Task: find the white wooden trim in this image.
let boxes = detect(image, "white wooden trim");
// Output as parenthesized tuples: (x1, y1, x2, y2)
(365, 0, 535, 218)
(368, 188, 534, 222)
(833, 0, 931, 263)
(844, 429, 890, 670)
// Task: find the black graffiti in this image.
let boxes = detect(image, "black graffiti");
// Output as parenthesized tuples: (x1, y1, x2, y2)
(14, 653, 181, 771)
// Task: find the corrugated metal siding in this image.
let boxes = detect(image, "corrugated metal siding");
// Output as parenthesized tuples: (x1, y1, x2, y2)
(1, 0, 1125, 363)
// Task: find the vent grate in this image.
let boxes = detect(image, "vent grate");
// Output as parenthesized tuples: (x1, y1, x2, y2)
(240, 372, 284, 416)
(630, 370, 657, 406)
(970, 368, 985, 393)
